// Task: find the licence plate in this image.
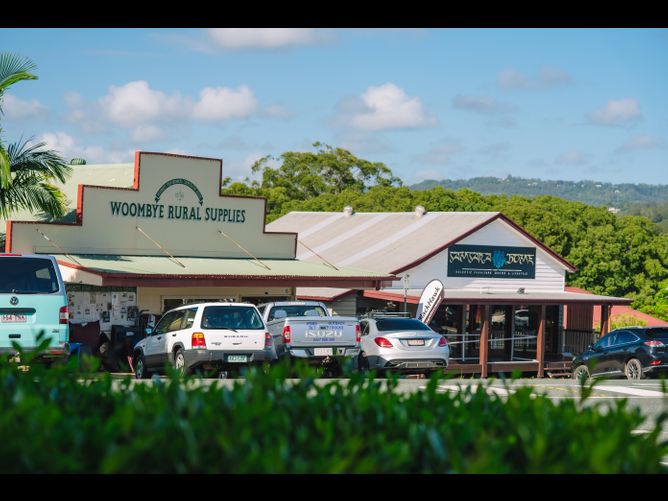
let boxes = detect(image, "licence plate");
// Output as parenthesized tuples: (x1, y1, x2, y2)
(314, 348, 333, 356)
(1, 314, 26, 323)
(407, 339, 425, 346)
(227, 355, 248, 363)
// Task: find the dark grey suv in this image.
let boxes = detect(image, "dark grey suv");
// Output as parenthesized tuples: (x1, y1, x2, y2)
(572, 327, 668, 380)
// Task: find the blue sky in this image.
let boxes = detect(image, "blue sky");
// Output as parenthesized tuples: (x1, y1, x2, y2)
(1, 28, 667, 185)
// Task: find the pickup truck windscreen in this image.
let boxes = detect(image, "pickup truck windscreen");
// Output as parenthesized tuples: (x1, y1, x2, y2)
(202, 306, 264, 330)
(268, 305, 327, 321)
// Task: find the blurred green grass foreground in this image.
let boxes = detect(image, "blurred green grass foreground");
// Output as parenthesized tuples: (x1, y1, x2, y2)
(1, 338, 667, 473)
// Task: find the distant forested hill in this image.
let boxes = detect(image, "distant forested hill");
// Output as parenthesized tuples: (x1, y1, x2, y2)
(411, 176, 668, 207)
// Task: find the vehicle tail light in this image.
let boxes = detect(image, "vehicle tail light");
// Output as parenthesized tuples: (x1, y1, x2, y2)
(192, 332, 206, 349)
(374, 337, 393, 348)
(355, 323, 361, 343)
(650, 360, 661, 366)
(644, 340, 665, 348)
(59, 306, 68, 324)
(282, 325, 291, 345)
(438, 336, 448, 347)
(265, 331, 272, 348)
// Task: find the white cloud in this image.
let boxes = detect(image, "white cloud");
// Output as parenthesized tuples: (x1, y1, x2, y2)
(555, 150, 588, 166)
(2, 94, 48, 120)
(588, 98, 641, 126)
(192, 86, 258, 121)
(206, 28, 322, 49)
(38, 132, 133, 164)
(498, 66, 573, 90)
(350, 83, 436, 130)
(616, 135, 664, 153)
(130, 124, 165, 142)
(452, 95, 515, 114)
(99, 80, 188, 126)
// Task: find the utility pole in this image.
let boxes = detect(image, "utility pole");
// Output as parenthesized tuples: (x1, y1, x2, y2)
(403, 273, 411, 313)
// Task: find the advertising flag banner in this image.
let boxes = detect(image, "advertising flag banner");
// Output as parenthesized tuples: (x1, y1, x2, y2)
(416, 279, 444, 325)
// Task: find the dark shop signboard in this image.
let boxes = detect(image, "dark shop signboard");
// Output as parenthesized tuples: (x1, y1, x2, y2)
(447, 245, 536, 279)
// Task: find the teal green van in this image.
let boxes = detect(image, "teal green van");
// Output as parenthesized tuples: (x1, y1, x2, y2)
(0, 254, 69, 360)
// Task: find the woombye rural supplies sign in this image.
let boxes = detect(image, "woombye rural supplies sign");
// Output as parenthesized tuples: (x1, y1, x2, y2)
(447, 244, 536, 279)
(109, 177, 247, 223)
(7, 152, 296, 259)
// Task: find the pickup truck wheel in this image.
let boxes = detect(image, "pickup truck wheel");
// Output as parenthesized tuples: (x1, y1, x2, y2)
(173, 348, 186, 376)
(134, 354, 149, 380)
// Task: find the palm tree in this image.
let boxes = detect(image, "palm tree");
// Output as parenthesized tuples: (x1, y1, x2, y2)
(0, 53, 38, 189)
(0, 53, 72, 220)
(0, 140, 72, 219)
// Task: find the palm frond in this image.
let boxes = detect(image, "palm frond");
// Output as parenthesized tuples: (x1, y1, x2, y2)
(0, 53, 37, 94)
(0, 144, 9, 189)
(7, 139, 72, 183)
(0, 139, 71, 219)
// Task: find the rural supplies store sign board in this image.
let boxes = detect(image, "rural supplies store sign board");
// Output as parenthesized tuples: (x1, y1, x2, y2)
(447, 244, 536, 279)
(7, 152, 296, 259)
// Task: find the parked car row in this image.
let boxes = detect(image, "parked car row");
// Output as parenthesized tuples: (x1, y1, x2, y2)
(131, 300, 450, 379)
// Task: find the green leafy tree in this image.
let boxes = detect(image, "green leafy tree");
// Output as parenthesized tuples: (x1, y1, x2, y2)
(0, 140, 72, 219)
(0, 53, 38, 189)
(222, 142, 402, 220)
(0, 54, 71, 220)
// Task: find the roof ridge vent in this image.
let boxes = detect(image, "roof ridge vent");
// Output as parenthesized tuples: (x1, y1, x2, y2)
(415, 205, 426, 217)
(343, 205, 354, 217)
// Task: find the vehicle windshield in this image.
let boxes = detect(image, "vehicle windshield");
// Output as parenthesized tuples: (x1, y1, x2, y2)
(201, 306, 264, 330)
(268, 305, 327, 321)
(375, 318, 432, 332)
(646, 328, 668, 341)
(0, 257, 59, 294)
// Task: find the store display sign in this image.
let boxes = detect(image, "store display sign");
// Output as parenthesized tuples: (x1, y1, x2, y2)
(109, 178, 246, 224)
(416, 279, 444, 325)
(447, 245, 536, 279)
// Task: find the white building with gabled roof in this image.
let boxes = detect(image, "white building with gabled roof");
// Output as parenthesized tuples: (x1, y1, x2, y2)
(268, 206, 631, 377)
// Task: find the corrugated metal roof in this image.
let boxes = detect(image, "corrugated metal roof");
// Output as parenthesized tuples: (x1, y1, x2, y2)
(267, 210, 499, 274)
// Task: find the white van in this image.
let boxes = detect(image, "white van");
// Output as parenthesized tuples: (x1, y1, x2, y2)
(0, 254, 69, 361)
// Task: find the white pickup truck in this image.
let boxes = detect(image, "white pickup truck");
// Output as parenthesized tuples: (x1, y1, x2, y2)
(258, 301, 360, 374)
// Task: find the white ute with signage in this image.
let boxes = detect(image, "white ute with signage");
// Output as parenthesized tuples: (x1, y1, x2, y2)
(259, 301, 360, 375)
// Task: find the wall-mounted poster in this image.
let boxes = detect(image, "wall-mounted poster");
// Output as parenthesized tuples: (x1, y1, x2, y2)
(447, 245, 536, 279)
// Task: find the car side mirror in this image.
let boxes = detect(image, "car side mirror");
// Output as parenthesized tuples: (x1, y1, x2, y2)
(145, 327, 153, 336)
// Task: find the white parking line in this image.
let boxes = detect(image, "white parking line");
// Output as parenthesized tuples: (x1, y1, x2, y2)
(592, 386, 667, 398)
(431, 384, 514, 397)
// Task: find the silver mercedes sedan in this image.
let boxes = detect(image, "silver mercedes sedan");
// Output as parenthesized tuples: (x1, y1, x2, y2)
(357, 314, 449, 375)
